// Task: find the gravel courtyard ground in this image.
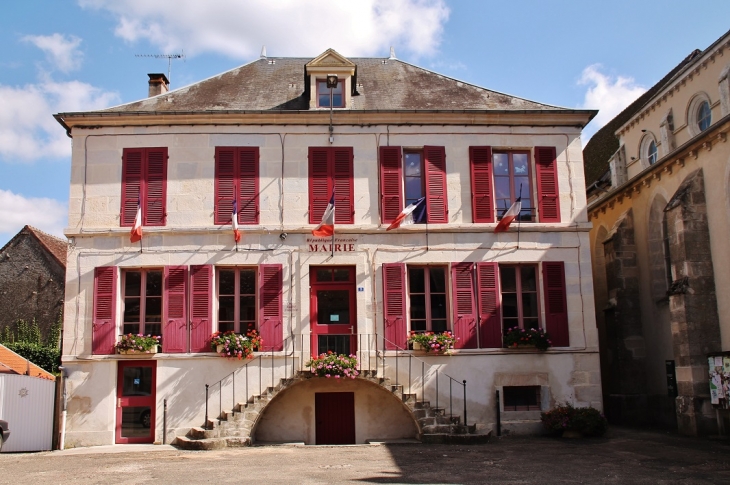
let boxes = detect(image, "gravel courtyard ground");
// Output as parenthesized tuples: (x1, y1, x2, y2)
(1, 427, 729, 484)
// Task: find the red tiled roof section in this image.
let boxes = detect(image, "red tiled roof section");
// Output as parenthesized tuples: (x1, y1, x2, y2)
(25, 225, 68, 268)
(0, 343, 56, 380)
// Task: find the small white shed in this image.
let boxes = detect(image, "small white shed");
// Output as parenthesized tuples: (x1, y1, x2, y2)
(0, 374, 55, 452)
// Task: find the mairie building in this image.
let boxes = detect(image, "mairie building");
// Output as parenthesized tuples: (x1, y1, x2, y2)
(54, 48, 600, 447)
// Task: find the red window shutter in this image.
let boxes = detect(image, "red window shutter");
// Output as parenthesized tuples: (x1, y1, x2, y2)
(120, 149, 143, 227)
(92, 266, 118, 355)
(382, 263, 406, 350)
(163, 266, 188, 353)
(424, 146, 448, 223)
(451, 263, 477, 349)
(144, 147, 167, 226)
(470, 146, 495, 223)
(214, 147, 236, 225)
(238, 147, 260, 225)
(259, 264, 283, 351)
(379, 146, 403, 224)
(309, 147, 331, 224)
(189, 265, 213, 353)
(476, 262, 502, 348)
(543, 262, 569, 347)
(333, 147, 354, 224)
(535, 146, 561, 223)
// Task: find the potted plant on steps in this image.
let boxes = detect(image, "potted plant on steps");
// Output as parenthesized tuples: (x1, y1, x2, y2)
(115, 334, 160, 355)
(407, 331, 457, 354)
(306, 351, 359, 379)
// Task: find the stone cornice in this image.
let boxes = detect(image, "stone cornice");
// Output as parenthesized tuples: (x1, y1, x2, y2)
(54, 110, 596, 133)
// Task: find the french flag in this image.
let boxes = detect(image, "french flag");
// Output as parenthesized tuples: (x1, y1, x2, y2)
(232, 199, 241, 243)
(386, 197, 426, 231)
(130, 197, 143, 243)
(494, 197, 522, 233)
(312, 191, 335, 237)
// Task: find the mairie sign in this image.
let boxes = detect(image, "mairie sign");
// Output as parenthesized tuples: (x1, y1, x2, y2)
(306, 237, 356, 252)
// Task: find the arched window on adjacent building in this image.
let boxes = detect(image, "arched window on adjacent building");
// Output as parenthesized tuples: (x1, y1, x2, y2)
(640, 134, 659, 168)
(688, 93, 712, 136)
(648, 194, 672, 301)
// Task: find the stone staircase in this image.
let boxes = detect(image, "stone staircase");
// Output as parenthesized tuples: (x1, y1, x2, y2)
(173, 371, 489, 450)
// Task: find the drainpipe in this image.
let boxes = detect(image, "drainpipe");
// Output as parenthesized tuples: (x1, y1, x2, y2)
(58, 366, 68, 450)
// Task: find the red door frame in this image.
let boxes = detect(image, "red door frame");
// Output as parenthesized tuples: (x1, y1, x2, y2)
(116, 360, 157, 444)
(310, 266, 357, 357)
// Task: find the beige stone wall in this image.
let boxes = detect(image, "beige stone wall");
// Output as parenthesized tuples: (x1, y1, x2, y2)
(619, 40, 730, 179)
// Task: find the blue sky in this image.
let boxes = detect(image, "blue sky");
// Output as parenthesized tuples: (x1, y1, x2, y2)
(1, 0, 729, 245)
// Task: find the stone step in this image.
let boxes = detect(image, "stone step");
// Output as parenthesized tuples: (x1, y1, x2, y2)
(418, 416, 458, 427)
(173, 436, 228, 451)
(420, 431, 492, 445)
(187, 426, 219, 440)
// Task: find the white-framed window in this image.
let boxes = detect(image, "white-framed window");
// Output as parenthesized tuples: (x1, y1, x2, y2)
(217, 267, 257, 333)
(687, 93, 712, 136)
(122, 269, 163, 336)
(640, 134, 659, 167)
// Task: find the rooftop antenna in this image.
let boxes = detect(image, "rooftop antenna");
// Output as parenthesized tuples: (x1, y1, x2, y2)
(135, 50, 185, 87)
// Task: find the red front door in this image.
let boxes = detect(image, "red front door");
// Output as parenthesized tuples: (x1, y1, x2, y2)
(310, 266, 357, 357)
(116, 360, 156, 444)
(315, 392, 356, 444)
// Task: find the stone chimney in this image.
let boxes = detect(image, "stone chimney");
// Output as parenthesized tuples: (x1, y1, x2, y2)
(148, 73, 169, 97)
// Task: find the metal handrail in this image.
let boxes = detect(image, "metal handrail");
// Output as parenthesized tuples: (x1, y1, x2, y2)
(358, 332, 469, 426)
(204, 334, 302, 429)
(203, 332, 470, 430)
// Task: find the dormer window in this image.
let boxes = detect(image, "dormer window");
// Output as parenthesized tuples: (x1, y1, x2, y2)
(317, 79, 343, 108)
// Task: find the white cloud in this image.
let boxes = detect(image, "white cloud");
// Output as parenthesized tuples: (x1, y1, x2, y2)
(79, 0, 450, 59)
(579, 64, 647, 143)
(0, 190, 67, 244)
(22, 33, 84, 73)
(0, 78, 119, 163)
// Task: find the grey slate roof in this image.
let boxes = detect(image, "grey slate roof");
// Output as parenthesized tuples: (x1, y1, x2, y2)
(94, 57, 566, 114)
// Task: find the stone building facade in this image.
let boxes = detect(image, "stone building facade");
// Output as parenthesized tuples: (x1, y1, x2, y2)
(55, 49, 600, 447)
(0, 226, 67, 340)
(584, 30, 730, 435)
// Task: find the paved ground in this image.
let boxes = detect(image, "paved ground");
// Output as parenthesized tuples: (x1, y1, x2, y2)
(1, 428, 729, 484)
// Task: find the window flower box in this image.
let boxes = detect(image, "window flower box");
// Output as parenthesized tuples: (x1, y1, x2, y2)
(210, 330, 263, 360)
(503, 327, 551, 351)
(115, 334, 160, 355)
(407, 331, 456, 354)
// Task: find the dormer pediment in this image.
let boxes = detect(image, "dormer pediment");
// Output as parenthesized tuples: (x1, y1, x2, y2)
(306, 48, 356, 75)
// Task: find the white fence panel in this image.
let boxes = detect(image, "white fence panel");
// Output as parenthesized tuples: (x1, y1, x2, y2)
(0, 374, 55, 452)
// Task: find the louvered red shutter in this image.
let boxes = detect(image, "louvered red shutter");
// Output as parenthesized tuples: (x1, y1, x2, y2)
(379, 146, 402, 224)
(309, 147, 331, 224)
(333, 147, 354, 224)
(476, 262, 502, 348)
(543, 262, 569, 347)
(238, 147, 259, 224)
(535, 146, 560, 223)
(259, 264, 283, 351)
(470, 146, 495, 223)
(163, 266, 188, 353)
(382, 263, 406, 350)
(452, 263, 477, 349)
(189, 265, 213, 353)
(144, 147, 167, 226)
(424, 146, 448, 223)
(92, 266, 118, 355)
(214, 147, 236, 225)
(121, 149, 143, 226)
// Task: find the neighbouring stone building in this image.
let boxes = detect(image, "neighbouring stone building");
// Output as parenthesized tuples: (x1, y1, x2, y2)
(54, 48, 599, 448)
(0, 226, 67, 340)
(584, 29, 730, 436)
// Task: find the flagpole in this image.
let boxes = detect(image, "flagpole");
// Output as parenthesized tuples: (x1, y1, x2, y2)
(331, 188, 335, 259)
(517, 183, 523, 250)
(139, 239, 143, 253)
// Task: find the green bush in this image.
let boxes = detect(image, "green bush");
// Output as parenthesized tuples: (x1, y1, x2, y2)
(4, 342, 61, 375)
(541, 403, 608, 437)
